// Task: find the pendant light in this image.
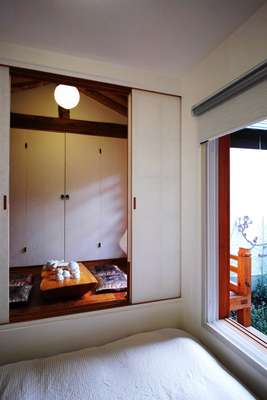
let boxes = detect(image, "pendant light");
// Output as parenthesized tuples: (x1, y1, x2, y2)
(54, 84, 80, 109)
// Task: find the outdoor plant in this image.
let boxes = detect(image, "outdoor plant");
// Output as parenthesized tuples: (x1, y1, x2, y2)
(235, 216, 267, 335)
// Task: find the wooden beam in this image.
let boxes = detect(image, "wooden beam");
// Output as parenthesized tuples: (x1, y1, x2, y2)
(11, 113, 127, 139)
(10, 67, 131, 95)
(79, 87, 127, 116)
(219, 135, 230, 319)
(12, 80, 50, 92)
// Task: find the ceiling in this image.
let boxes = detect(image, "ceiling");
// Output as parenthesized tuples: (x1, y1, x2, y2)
(0, 0, 265, 77)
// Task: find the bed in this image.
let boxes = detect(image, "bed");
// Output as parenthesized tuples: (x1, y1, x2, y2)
(0, 328, 255, 400)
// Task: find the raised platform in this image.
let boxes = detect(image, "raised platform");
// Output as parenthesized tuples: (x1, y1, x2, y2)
(10, 258, 129, 323)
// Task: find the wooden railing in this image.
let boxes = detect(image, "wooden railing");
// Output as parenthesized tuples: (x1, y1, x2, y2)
(229, 247, 252, 327)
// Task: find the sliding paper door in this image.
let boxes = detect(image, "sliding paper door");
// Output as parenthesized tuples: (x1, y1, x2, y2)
(131, 90, 181, 303)
(0, 67, 10, 323)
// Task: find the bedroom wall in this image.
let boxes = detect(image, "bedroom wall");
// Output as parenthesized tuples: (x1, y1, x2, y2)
(0, 46, 183, 364)
(180, 3, 267, 398)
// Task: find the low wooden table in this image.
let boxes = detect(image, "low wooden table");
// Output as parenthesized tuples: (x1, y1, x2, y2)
(40, 263, 98, 300)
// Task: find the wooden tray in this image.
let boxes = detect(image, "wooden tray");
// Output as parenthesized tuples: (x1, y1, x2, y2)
(40, 263, 98, 300)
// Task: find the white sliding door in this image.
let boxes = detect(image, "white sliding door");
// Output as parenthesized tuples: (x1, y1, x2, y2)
(65, 134, 101, 261)
(0, 67, 10, 323)
(10, 130, 65, 266)
(131, 90, 181, 303)
(99, 137, 127, 259)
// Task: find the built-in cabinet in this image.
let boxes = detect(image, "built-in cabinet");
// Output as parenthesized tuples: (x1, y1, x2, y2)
(10, 130, 127, 266)
(0, 67, 181, 324)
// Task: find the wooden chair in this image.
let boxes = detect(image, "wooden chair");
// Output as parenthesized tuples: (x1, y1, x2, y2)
(229, 247, 252, 327)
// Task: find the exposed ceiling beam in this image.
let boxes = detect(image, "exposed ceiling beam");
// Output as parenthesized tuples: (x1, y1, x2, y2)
(11, 113, 127, 139)
(12, 79, 50, 92)
(79, 87, 128, 117)
(10, 67, 131, 95)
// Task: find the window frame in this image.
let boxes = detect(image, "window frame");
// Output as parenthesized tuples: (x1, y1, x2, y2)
(202, 137, 267, 377)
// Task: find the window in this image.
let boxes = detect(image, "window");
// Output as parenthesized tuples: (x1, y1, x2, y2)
(218, 125, 267, 345)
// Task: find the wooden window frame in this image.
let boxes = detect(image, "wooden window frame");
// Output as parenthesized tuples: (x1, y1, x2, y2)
(218, 135, 230, 319)
(218, 135, 267, 345)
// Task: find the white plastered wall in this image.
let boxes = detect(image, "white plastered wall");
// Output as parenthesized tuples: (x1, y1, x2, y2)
(180, 3, 267, 398)
(0, 42, 183, 364)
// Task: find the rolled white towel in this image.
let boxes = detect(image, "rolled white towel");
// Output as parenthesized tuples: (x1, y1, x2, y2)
(73, 271, 80, 279)
(63, 270, 71, 279)
(69, 261, 80, 272)
(56, 272, 64, 281)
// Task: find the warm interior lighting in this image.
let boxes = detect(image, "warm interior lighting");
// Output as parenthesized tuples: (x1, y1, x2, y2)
(54, 84, 80, 109)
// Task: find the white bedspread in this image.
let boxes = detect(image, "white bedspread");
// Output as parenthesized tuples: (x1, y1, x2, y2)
(0, 328, 255, 400)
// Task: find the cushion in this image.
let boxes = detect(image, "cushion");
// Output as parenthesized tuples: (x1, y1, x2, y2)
(9, 285, 32, 304)
(90, 264, 127, 292)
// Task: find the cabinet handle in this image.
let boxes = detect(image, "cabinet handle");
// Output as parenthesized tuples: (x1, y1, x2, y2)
(60, 194, 70, 200)
(3, 195, 7, 210)
(133, 197, 136, 210)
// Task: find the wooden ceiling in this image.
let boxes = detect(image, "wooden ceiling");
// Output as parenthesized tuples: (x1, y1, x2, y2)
(11, 68, 129, 117)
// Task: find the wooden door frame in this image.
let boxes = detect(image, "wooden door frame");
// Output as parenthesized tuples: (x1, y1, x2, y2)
(218, 135, 230, 319)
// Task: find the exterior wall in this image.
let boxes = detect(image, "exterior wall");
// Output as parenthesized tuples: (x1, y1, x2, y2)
(180, 3, 267, 398)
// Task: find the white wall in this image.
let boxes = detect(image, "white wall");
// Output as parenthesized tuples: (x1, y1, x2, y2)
(180, 3, 267, 398)
(0, 43, 183, 365)
(0, 299, 181, 365)
(0, 42, 181, 95)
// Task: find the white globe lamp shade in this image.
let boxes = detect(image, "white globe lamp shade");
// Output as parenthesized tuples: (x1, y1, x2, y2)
(54, 84, 80, 109)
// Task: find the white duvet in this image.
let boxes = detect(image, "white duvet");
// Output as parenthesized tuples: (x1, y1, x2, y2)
(0, 328, 255, 400)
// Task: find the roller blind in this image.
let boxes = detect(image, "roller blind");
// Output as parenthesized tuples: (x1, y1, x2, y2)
(193, 59, 267, 143)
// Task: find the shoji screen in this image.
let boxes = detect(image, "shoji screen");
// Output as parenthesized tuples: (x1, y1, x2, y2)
(131, 90, 181, 303)
(0, 67, 10, 323)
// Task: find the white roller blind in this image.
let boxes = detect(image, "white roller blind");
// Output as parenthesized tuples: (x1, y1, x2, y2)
(0, 66, 10, 323)
(197, 79, 267, 143)
(131, 90, 181, 303)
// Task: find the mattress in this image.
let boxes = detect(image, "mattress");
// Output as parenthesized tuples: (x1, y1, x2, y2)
(0, 328, 255, 400)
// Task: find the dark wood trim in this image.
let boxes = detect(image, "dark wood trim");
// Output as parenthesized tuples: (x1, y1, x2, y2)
(11, 112, 127, 139)
(79, 87, 127, 116)
(10, 67, 131, 95)
(12, 79, 50, 92)
(219, 135, 230, 319)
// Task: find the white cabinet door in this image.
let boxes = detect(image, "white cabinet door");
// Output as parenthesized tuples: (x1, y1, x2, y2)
(0, 67, 10, 323)
(10, 130, 27, 267)
(99, 137, 127, 259)
(65, 134, 127, 262)
(131, 90, 181, 303)
(65, 134, 102, 261)
(10, 130, 65, 266)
